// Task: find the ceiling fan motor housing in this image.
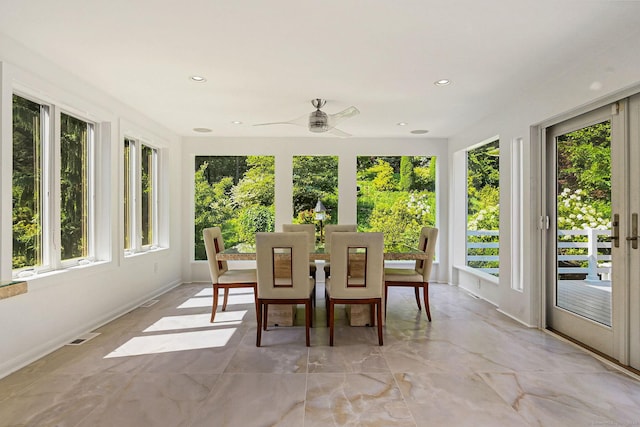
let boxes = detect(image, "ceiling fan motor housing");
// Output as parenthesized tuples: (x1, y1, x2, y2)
(309, 110, 329, 132)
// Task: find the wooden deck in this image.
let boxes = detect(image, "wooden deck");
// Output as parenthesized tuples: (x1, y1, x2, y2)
(557, 280, 611, 326)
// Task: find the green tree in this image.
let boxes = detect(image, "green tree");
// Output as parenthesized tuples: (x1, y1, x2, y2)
(12, 95, 42, 269)
(398, 156, 414, 191)
(232, 156, 275, 206)
(557, 121, 610, 202)
(292, 156, 338, 223)
(369, 159, 396, 191)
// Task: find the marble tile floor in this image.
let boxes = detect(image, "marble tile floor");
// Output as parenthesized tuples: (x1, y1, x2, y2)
(2, 282, 640, 426)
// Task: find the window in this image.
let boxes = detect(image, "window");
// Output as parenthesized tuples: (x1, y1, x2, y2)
(356, 156, 437, 251)
(12, 95, 45, 270)
(466, 139, 500, 276)
(60, 113, 93, 262)
(292, 155, 338, 240)
(12, 94, 97, 275)
(194, 155, 275, 260)
(124, 138, 159, 253)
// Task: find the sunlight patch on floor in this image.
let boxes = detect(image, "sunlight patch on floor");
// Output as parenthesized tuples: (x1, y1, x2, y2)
(143, 311, 246, 333)
(104, 329, 236, 358)
(178, 294, 255, 309)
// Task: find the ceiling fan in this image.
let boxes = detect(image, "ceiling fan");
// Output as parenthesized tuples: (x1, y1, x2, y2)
(254, 99, 360, 137)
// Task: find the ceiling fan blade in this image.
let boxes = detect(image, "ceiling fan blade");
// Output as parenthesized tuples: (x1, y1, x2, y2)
(254, 113, 308, 127)
(327, 127, 352, 138)
(329, 106, 359, 124)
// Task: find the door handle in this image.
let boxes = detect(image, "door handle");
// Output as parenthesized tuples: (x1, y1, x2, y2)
(611, 214, 620, 248)
(626, 213, 638, 249)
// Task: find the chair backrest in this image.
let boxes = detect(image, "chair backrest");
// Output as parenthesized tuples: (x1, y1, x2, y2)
(415, 227, 438, 279)
(282, 223, 316, 249)
(324, 224, 357, 253)
(328, 232, 384, 299)
(203, 227, 228, 283)
(256, 232, 310, 299)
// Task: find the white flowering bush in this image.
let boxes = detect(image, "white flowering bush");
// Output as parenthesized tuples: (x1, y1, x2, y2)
(557, 188, 610, 231)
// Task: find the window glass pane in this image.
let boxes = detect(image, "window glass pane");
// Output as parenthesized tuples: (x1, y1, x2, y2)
(60, 113, 90, 260)
(123, 139, 132, 249)
(12, 95, 43, 269)
(466, 140, 500, 276)
(194, 155, 275, 260)
(292, 155, 338, 244)
(141, 144, 156, 246)
(357, 156, 436, 251)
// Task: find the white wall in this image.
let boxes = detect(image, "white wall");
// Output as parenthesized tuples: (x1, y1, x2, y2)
(0, 35, 184, 378)
(181, 136, 449, 284)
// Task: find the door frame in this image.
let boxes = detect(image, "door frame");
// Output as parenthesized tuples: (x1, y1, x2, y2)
(538, 97, 633, 365)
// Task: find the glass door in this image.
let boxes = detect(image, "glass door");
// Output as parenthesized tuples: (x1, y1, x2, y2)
(545, 103, 624, 358)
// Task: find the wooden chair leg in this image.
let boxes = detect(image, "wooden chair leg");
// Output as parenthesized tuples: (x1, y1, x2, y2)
(369, 303, 375, 326)
(222, 288, 230, 311)
(211, 285, 219, 323)
(384, 284, 389, 319)
(305, 300, 311, 347)
(376, 301, 383, 346)
(256, 301, 263, 347)
(309, 293, 314, 328)
(253, 286, 259, 324)
(263, 304, 269, 330)
(329, 300, 335, 346)
(325, 290, 330, 327)
(423, 282, 431, 321)
(414, 287, 422, 310)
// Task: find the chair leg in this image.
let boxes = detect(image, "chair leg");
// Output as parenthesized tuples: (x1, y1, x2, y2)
(325, 290, 330, 327)
(384, 284, 389, 319)
(263, 304, 269, 330)
(256, 301, 263, 347)
(329, 300, 335, 346)
(414, 287, 422, 310)
(309, 293, 314, 328)
(312, 284, 317, 307)
(222, 288, 230, 311)
(253, 286, 259, 324)
(369, 303, 375, 327)
(211, 285, 219, 323)
(423, 282, 431, 321)
(305, 300, 311, 347)
(376, 301, 383, 346)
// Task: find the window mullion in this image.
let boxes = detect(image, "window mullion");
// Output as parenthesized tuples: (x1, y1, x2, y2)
(134, 141, 142, 252)
(49, 105, 62, 270)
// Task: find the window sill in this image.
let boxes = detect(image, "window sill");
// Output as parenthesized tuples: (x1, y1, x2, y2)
(0, 280, 28, 300)
(124, 246, 168, 257)
(453, 264, 499, 285)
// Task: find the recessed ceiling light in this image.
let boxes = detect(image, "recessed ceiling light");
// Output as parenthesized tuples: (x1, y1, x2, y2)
(410, 129, 429, 134)
(434, 79, 451, 86)
(190, 75, 207, 82)
(193, 127, 212, 133)
(397, 122, 408, 126)
(231, 121, 243, 125)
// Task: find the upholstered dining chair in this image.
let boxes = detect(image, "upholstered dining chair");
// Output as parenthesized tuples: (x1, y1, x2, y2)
(384, 226, 438, 321)
(325, 232, 384, 346)
(203, 227, 258, 323)
(323, 224, 357, 278)
(256, 231, 315, 347)
(282, 223, 317, 284)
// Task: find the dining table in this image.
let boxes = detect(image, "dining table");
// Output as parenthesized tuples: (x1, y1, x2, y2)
(215, 247, 430, 261)
(215, 246, 429, 327)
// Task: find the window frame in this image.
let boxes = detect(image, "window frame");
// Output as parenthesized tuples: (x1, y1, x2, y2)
(12, 92, 99, 278)
(465, 137, 500, 276)
(123, 137, 160, 255)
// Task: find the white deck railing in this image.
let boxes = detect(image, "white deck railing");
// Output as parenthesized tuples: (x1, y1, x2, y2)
(466, 228, 612, 281)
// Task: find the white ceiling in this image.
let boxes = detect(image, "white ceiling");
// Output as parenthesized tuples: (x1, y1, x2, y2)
(1, 0, 639, 138)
